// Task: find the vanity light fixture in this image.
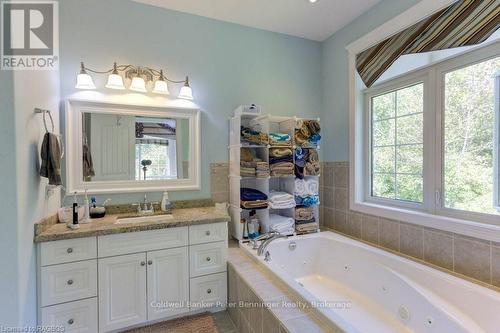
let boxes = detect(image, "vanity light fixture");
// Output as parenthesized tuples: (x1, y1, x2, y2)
(75, 62, 96, 89)
(105, 63, 125, 90)
(75, 62, 193, 99)
(178, 76, 194, 100)
(308, 0, 318, 3)
(152, 70, 170, 95)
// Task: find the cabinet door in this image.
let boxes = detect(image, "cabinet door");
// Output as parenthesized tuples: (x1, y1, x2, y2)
(147, 247, 189, 321)
(98, 253, 147, 332)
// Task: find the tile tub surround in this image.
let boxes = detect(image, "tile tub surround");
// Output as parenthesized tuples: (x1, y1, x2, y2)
(320, 161, 500, 290)
(34, 206, 229, 242)
(227, 248, 340, 333)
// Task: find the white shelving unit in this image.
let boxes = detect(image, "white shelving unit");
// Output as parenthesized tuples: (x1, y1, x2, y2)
(229, 106, 321, 242)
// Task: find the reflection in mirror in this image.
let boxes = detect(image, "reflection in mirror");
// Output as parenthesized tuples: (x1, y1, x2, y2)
(82, 113, 190, 182)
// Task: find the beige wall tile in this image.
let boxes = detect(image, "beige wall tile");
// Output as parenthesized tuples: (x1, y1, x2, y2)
(349, 213, 362, 238)
(492, 244, 500, 288)
(334, 188, 348, 212)
(453, 235, 491, 284)
(334, 210, 348, 234)
(283, 312, 335, 333)
(323, 187, 335, 209)
(423, 228, 453, 270)
(334, 164, 348, 188)
(212, 191, 229, 203)
(323, 166, 334, 188)
(323, 207, 335, 229)
(210, 163, 229, 193)
(379, 218, 400, 252)
(400, 223, 424, 260)
(361, 215, 379, 245)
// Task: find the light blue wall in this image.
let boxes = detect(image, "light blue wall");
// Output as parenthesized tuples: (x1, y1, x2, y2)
(320, 0, 421, 161)
(59, 0, 323, 204)
(0, 71, 20, 326)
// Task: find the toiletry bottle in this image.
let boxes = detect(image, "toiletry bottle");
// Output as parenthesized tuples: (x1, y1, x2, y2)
(161, 191, 172, 213)
(70, 192, 80, 229)
(248, 210, 258, 239)
(250, 212, 260, 237)
(242, 217, 249, 239)
(82, 189, 90, 223)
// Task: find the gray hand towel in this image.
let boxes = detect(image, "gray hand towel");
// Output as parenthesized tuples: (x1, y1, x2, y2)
(83, 143, 95, 180)
(40, 132, 62, 186)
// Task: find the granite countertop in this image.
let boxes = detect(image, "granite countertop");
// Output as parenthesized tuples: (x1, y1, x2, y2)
(34, 206, 230, 242)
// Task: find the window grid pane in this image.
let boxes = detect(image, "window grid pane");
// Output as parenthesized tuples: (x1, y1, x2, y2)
(371, 83, 424, 203)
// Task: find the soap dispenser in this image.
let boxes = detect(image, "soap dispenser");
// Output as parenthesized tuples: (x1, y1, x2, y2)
(161, 191, 172, 213)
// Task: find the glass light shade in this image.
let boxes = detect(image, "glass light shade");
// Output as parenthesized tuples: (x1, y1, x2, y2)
(152, 79, 170, 95)
(129, 77, 147, 93)
(105, 73, 125, 90)
(75, 73, 96, 89)
(178, 85, 193, 100)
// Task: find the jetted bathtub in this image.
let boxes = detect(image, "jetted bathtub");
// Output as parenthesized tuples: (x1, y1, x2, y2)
(241, 231, 500, 333)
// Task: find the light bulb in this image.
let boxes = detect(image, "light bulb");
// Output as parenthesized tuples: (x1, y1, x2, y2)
(105, 63, 125, 90)
(75, 62, 96, 89)
(152, 70, 170, 95)
(178, 76, 193, 100)
(105, 73, 125, 90)
(129, 76, 147, 93)
(153, 80, 170, 95)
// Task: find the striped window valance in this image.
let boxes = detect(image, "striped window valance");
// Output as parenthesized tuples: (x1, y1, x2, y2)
(356, 0, 500, 88)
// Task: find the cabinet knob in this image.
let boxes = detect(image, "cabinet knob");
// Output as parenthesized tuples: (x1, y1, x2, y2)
(67, 279, 73, 285)
(147, 260, 153, 265)
(205, 230, 211, 236)
(67, 318, 74, 325)
(140, 261, 146, 266)
(206, 257, 211, 262)
(67, 248, 73, 254)
(207, 288, 212, 294)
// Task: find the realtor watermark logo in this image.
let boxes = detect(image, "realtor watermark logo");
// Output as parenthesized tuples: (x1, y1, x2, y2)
(1, 0, 58, 70)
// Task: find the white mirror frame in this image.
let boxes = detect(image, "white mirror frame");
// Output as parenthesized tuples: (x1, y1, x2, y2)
(65, 99, 201, 194)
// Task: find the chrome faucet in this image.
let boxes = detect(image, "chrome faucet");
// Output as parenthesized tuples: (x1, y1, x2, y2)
(136, 194, 155, 215)
(257, 231, 288, 256)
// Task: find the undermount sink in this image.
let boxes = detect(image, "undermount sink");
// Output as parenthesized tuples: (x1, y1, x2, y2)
(115, 214, 174, 224)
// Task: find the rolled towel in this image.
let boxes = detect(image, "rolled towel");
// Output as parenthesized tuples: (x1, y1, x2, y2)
(295, 179, 307, 196)
(307, 178, 319, 195)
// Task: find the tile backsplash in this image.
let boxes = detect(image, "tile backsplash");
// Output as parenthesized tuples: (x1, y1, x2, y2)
(320, 161, 500, 290)
(210, 161, 500, 290)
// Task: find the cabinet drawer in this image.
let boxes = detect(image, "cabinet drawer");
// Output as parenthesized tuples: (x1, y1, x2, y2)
(41, 298, 97, 333)
(98, 227, 188, 257)
(40, 260, 97, 307)
(189, 242, 227, 277)
(40, 237, 97, 266)
(190, 272, 227, 311)
(189, 222, 227, 245)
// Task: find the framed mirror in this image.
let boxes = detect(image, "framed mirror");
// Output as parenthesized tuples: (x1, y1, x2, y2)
(65, 99, 200, 193)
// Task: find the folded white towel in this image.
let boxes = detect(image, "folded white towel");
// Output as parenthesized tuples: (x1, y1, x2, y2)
(262, 214, 295, 235)
(269, 191, 295, 209)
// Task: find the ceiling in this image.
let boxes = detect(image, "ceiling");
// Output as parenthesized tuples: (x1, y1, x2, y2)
(133, 0, 381, 41)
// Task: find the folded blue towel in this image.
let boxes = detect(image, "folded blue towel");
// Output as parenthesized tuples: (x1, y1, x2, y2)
(309, 133, 321, 145)
(269, 132, 290, 142)
(295, 195, 319, 207)
(241, 187, 268, 201)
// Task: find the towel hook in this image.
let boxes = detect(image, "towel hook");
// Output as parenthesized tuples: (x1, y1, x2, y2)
(34, 108, 55, 133)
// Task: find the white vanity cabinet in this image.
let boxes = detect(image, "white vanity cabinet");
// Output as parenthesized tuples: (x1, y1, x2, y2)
(37, 222, 228, 333)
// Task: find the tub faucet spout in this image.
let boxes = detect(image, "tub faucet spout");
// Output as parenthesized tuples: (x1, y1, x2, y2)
(257, 231, 288, 256)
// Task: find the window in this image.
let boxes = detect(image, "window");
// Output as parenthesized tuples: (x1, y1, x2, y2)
(362, 42, 500, 224)
(443, 56, 500, 215)
(135, 138, 178, 180)
(370, 83, 424, 203)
